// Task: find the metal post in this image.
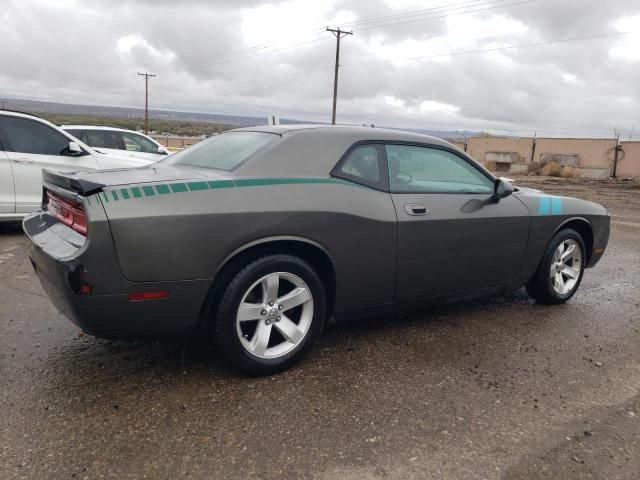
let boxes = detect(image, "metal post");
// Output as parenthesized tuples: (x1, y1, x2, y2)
(326, 28, 353, 125)
(137, 72, 156, 135)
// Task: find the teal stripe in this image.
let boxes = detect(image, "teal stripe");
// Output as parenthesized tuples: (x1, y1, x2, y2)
(98, 177, 356, 203)
(101, 192, 110, 203)
(155, 184, 171, 195)
(551, 197, 563, 215)
(187, 181, 209, 191)
(208, 180, 235, 189)
(538, 197, 550, 215)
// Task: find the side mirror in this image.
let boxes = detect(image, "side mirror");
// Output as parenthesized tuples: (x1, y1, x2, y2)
(494, 177, 514, 200)
(157, 146, 167, 155)
(67, 141, 85, 156)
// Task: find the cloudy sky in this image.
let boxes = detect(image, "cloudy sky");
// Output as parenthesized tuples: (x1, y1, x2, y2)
(1, 0, 639, 136)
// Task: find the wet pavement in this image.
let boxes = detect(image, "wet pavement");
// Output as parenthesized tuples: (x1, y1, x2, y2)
(1, 178, 639, 480)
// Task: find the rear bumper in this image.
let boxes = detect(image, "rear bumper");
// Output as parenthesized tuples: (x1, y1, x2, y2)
(24, 211, 212, 339)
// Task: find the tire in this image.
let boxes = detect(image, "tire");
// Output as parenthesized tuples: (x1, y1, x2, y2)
(526, 228, 586, 305)
(213, 254, 326, 375)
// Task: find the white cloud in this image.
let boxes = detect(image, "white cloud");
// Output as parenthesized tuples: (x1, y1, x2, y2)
(562, 73, 578, 83)
(609, 14, 640, 61)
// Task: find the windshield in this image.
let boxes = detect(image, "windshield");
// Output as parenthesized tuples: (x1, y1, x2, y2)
(165, 131, 279, 171)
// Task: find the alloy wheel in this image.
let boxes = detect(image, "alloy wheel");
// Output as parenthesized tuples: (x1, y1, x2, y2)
(550, 239, 583, 295)
(236, 272, 314, 359)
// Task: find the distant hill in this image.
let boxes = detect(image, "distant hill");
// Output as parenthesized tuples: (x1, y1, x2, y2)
(0, 97, 477, 139)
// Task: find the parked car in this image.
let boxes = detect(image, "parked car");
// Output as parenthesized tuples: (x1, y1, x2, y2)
(0, 111, 155, 221)
(23, 125, 610, 374)
(61, 125, 170, 161)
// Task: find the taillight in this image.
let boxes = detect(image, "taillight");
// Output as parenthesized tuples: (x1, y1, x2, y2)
(45, 190, 88, 236)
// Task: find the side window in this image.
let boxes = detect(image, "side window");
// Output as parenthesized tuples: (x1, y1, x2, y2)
(121, 132, 159, 154)
(0, 117, 69, 155)
(386, 144, 493, 194)
(333, 144, 386, 190)
(65, 129, 86, 142)
(85, 130, 120, 149)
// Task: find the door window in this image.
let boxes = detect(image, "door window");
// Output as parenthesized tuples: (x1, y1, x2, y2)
(333, 144, 386, 190)
(85, 130, 120, 149)
(0, 117, 69, 155)
(386, 144, 493, 194)
(120, 132, 159, 154)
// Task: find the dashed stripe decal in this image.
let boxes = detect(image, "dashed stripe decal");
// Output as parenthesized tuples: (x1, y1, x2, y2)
(88, 178, 356, 203)
(538, 196, 563, 215)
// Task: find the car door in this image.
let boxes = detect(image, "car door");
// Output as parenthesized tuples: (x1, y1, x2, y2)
(0, 116, 99, 213)
(387, 143, 530, 301)
(0, 147, 14, 214)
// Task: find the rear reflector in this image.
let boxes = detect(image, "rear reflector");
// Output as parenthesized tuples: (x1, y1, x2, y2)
(128, 291, 170, 301)
(46, 190, 88, 235)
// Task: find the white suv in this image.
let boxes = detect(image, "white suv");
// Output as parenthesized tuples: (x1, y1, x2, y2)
(61, 125, 170, 162)
(0, 111, 155, 221)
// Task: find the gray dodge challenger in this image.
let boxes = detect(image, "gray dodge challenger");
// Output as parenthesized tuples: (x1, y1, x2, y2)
(24, 125, 610, 374)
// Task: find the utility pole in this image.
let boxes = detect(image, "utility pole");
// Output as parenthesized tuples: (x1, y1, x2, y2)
(137, 72, 156, 134)
(612, 129, 621, 179)
(326, 27, 353, 125)
(530, 132, 537, 163)
(0, 100, 6, 109)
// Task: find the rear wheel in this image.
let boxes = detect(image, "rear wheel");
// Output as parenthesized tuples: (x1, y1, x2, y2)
(213, 254, 326, 375)
(526, 228, 586, 304)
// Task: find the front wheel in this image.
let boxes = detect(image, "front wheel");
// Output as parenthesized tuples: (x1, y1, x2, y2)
(213, 254, 326, 375)
(526, 228, 586, 304)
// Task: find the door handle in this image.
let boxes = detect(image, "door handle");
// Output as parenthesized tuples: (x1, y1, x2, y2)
(12, 158, 34, 164)
(405, 203, 428, 216)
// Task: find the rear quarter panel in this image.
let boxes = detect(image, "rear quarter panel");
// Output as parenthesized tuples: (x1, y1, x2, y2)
(98, 178, 397, 311)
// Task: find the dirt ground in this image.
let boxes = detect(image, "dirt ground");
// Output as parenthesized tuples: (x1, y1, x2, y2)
(1, 176, 639, 480)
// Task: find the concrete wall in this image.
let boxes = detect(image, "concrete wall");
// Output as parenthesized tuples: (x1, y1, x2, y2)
(451, 136, 640, 179)
(152, 135, 203, 149)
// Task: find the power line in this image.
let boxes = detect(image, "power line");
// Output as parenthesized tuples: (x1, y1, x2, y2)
(137, 72, 156, 134)
(342, 31, 632, 66)
(167, 0, 536, 75)
(355, 0, 536, 31)
(327, 28, 353, 125)
(314, 0, 523, 32)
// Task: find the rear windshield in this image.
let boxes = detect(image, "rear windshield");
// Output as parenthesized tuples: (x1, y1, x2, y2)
(165, 131, 278, 171)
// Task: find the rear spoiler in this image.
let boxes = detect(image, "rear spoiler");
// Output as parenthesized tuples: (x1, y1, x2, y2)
(42, 170, 105, 196)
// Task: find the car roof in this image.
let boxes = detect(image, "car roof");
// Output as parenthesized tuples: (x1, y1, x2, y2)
(61, 125, 140, 133)
(232, 124, 452, 147)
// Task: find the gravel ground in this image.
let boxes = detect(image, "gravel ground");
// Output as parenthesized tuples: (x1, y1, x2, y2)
(1, 177, 639, 480)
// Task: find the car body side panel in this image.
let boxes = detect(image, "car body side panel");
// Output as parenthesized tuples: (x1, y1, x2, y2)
(100, 179, 398, 311)
(0, 150, 15, 214)
(514, 191, 610, 281)
(391, 193, 530, 299)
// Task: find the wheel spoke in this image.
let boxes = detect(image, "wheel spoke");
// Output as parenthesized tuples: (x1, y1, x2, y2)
(278, 287, 311, 312)
(262, 273, 280, 303)
(237, 303, 264, 322)
(561, 244, 576, 260)
(274, 315, 305, 344)
(562, 266, 580, 279)
(555, 272, 565, 291)
(249, 321, 272, 356)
